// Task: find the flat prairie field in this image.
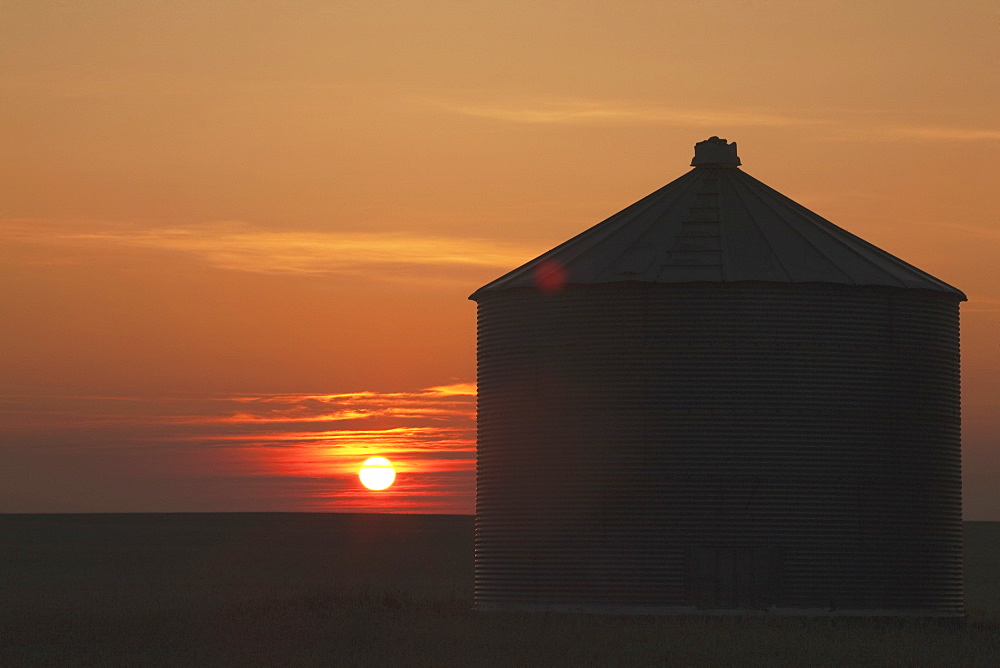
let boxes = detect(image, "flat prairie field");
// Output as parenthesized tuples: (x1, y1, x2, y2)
(1, 514, 998, 666)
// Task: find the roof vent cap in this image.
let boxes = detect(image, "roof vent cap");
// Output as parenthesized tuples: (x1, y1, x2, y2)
(691, 136, 741, 168)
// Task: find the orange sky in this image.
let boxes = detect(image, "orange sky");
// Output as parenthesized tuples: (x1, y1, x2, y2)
(2, 1, 998, 517)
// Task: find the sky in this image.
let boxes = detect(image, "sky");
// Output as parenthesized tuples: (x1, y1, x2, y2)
(2, 0, 998, 518)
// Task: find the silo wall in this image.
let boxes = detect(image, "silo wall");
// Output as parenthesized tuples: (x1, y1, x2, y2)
(474, 282, 963, 615)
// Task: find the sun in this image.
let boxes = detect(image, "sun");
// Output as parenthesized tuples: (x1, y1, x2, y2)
(359, 456, 396, 490)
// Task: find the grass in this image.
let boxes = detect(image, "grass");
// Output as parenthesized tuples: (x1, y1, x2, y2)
(1, 514, 998, 666)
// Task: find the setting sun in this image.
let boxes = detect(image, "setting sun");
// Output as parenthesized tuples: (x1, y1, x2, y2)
(359, 457, 396, 491)
(1, 1, 998, 521)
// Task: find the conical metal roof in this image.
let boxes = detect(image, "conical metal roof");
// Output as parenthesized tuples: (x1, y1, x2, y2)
(471, 137, 965, 300)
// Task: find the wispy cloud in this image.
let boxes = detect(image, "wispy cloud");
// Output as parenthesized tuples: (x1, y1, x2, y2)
(201, 384, 478, 430)
(425, 95, 1000, 144)
(1, 383, 477, 513)
(424, 382, 477, 397)
(1, 219, 532, 279)
(0, 75, 351, 100)
(807, 122, 1000, 144)
(934, 222, 1000, 242)
(889, 126, 1000, 142)
(962, 296, 1000, 314)
(424, 97, 823, 128)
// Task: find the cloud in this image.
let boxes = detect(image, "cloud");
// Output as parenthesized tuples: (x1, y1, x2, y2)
(1, 383, 477, 513)
(811, 123, 1000, 144)
(201, 385, 478, 428)
(424, 382, 477, 397)
(1, 219, 532, 279)
(889, 126, 1000, 142)
(424, 97, 824, 128)
(935, 222, 1000, 242)
(0, 75, 351, 101)
(962, 296, 1000, 314)
(432, 96, 1000, 146)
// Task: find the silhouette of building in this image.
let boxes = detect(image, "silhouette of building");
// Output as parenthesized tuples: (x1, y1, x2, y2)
(471, 138, 965, 616)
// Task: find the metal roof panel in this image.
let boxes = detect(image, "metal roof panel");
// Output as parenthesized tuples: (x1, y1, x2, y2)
(471, 138, 966, 300)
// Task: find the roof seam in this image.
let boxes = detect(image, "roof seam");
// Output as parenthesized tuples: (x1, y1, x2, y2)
(595, 170, 703, 281)
(474, 171, 701, 294)
(734, 172, 859, 285)
(556, 172, 699, 281)
(744, 172, 946, 289)
(722, 170, 794, 283)
(778, 190, 959, 292)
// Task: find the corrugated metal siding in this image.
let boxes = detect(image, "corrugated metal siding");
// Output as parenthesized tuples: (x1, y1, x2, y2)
(474, 282, 963, 615)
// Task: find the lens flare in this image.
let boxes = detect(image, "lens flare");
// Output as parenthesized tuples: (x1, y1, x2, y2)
(359, 456, 396, 490)
(532, 259, 567, 294)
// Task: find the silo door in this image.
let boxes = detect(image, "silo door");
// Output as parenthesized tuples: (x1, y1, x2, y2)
(688, 546, 777, 610)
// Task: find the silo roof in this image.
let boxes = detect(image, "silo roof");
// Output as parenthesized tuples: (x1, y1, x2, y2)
(471, 137, 966, 300)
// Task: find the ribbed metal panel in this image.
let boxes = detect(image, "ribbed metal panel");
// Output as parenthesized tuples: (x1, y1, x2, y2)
(474, 282, 963, 616)
(471, 166, 967, 298)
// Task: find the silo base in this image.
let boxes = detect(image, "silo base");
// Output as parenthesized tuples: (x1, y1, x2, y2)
(473, 602, 965, 619)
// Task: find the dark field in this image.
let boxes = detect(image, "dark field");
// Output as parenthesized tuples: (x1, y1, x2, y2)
(2, 514, 998, 666)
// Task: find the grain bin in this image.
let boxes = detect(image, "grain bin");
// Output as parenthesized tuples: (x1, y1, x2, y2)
(471, 137, 965, 616)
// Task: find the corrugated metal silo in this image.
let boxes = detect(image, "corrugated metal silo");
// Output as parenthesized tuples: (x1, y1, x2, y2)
(471, 138, 965, 616)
